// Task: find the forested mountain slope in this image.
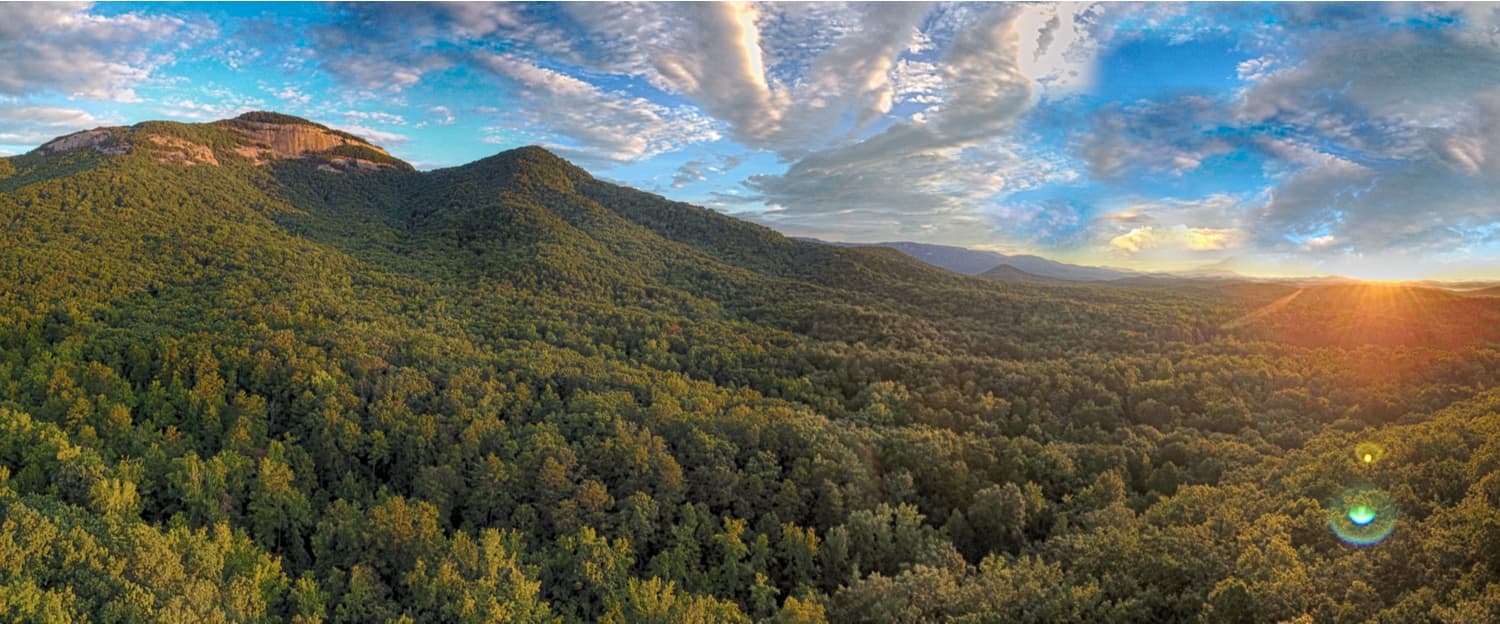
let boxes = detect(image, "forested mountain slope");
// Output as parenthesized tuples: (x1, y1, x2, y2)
(2, 113, 1499, 622)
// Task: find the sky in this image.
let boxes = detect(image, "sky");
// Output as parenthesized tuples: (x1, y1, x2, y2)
(3, 2, 1500, 280)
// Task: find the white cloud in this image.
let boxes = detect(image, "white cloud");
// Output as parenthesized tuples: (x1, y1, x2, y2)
(0, 105, 98, 129)
(271, 86, 312, 106)
(631, 2, 789, 145)
(428, 105, 456, 125)
(768, 3, 932, 146)
(476, 53, 720, 162)
(1304, 234, 1337, 251)
(335, 125, 410, 146)
(342, 110, 407, 126)
(0, 3, 192, 101)
(1236, 56, 1276, 82)
(891, 59, 943, 105)
(742, 5, 1057, 242)
(0, 105, 115, 150)
(158, 92, 267, 121)
(1013, 3, 1103, 98)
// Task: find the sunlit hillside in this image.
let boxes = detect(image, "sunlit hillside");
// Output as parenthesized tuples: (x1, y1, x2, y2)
(1229, 283, 1500, 349)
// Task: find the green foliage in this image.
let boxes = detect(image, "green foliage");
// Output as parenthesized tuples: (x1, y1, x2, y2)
(324, 144, 414, 171)
(1, 122, 1499, 622)
(134, 119, 244, 152)
(232, 111, 322, 127)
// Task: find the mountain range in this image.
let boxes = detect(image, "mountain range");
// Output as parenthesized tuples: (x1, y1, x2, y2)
(4, 112, 1500, 622)
(810, 239, 1144, 281)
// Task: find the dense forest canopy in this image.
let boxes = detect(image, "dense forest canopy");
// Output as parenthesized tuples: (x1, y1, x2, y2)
(2, 114, 1499, 623)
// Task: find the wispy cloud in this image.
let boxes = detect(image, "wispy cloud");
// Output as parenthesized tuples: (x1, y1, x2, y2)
(475, 53, 720, 162)
(0, 3, 196, 101)
(335, 125, 409, 146)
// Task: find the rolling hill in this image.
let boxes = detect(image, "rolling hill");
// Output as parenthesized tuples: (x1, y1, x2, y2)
(978, 264, 1064, 284)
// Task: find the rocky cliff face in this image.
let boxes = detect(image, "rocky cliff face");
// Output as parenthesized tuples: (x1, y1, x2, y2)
(37, 129, 131, 156)
(27, 113, 410, 173)
(146, 134, 219, 166)
(226, 119, 395, 164)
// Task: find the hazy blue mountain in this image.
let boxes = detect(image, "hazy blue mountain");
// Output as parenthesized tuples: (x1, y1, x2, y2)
(813, 240, 1142, 281)
(978, 264, 1064, 284)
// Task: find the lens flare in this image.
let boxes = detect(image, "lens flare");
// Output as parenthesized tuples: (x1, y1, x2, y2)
(1348, 505, 1376, 525)
(1354, 442, 1384, 466)
(1329, 486, 1396, 546)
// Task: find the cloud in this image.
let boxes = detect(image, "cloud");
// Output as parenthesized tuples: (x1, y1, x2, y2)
(671, 160, 709, 189)
(552, 3, 910, 149)
(563, 2, 954, 154)
(0, 105, 98, 128)
(0, 105, 104, 146)
(1109, 225, 1236, 254)
(1081, 96, 1235, 178)
(741, 6, 1056, 242)
(307, 3, 944, 156)
(157, 90, 267, 121)
(891, 59, 942, 106)
(766, 3, 932, 147)
(1250, 152, 1499, 256)
(1081, 193, 1249, 265)
(306, 3, 472, 92)
(744, 136, 1072, 243)
(335, 125, 410, 146)
(1239, 30, 1500, 161)
(1101, 193, 1243, 228)
(642, 3, 788, 145)
(1230, 22, 1500, 257)
(427, 106, 456, 125)
(271, 86, 312, 106)
(475, 53, 720, 162)
(1012, 3, 1103, 98)
(0, 3, 192, 101)
(1051, 8, 1500, 265)
(342, 110, 407, 126)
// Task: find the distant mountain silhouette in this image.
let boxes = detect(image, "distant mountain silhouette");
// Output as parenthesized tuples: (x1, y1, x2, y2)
(810, 240, 1142, 281)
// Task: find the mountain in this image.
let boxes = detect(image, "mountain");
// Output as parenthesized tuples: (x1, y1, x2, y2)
(29, 111, 413, 173)
(821, 240, 1142, 281)
(4, 113, 1500, 622)
(978, 264, 1064, 284)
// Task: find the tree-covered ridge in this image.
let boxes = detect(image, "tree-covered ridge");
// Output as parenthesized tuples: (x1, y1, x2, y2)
(233, 111, 332, 127)
(2, 116, 1500, 622)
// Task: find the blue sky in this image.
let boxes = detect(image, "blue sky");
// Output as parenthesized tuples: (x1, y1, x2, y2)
(3, 2, 1500, 279)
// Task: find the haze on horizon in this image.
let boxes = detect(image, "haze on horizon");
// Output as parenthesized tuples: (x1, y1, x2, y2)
(3, 1, 1499, 281)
